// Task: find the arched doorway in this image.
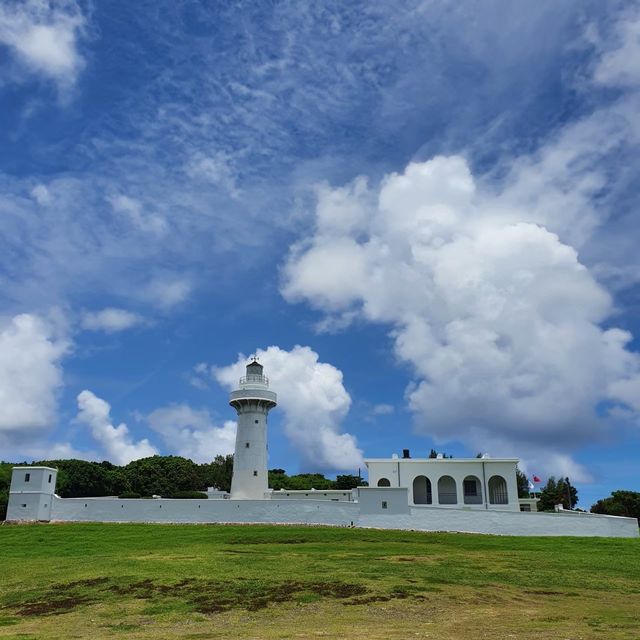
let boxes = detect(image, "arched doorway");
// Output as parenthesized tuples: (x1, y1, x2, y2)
(463, 475, 483, 505)
(412, 476, 432, 504)
(437, 475, 457, 504)
(488, 475, 508, 504)
(377, 478, 391, 487)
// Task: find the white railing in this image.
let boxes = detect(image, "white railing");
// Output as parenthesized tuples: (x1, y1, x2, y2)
(240, 374, 269, 386)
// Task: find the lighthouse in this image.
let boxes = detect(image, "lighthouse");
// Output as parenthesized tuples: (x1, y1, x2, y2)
(229, 358, 277, 499)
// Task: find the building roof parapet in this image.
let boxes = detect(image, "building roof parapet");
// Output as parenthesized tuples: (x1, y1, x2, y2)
(364, 457, 519, 463)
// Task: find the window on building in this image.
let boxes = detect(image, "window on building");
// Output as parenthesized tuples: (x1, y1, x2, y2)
(437, 475, 458, 505)
(463, 476, 483, 505)
(463, 480, 477, 495)
(24, 473, 30, 482)
(21, 504, 27, 508)
(377, 478, 391, 487)
(520, 504, 531, 512)
(255, 419, 259, 424)
(412, 475, 432, 505)
(245, 442, 250, 448)
(382, 501, 388, 509)
(253, 470, 258, 476)
(489, 475, 509, 504)
(48, 474, 52, 483)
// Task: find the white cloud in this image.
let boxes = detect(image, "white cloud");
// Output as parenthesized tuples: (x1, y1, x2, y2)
(0, 0, 86, 90)
(592, 9, 640, 89)
(145, 404, 236, 463)
(30, 184, 52, 205)
(26, 441, 97, 462)
(144, 275, 192, 310)
(213, 346, 363, 471)
(76, 390, 158, 465)
(186, 152, 240, 198)
(281, 154, 640, 478)
(81, 308, 145, 333)
(372, 404, 394, 416)
(108, 195, 168, 236)
(0, 313, 69, 437)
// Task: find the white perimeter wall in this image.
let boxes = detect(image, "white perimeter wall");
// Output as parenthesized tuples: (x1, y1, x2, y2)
(359, 505, 639, 538)
(51, 496, 358, 526)
(44, 495, 639, 537)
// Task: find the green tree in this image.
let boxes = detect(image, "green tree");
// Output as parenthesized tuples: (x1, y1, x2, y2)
(122, 456, 202, 496)
(268, 468, 289, 490)
(516, 467, 530, 499)
(285, 474, 335, 490)
(198, 455, 234, 493)
(591, 491, 640, 521)
(0, 463, 11, 520)
(334, 475, 362, 490)
(537, 476, 578, 511)
(35, 459, 127, 498)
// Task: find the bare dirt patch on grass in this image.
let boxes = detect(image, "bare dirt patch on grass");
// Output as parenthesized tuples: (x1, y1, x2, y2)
(1, 576, 388, 618)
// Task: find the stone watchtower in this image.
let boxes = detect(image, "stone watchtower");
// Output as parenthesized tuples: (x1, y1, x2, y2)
(229, 358, 277, 499)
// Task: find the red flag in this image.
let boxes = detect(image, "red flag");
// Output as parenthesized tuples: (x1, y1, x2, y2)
(533, 475, 541, 483)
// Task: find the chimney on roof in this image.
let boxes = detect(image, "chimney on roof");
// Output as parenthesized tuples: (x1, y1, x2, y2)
(402, 449, 410, 459)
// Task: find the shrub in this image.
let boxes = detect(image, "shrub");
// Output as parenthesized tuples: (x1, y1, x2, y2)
(118, 491, 142, 499)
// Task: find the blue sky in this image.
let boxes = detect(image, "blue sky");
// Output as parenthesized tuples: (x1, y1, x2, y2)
(1, 0, 640, 507)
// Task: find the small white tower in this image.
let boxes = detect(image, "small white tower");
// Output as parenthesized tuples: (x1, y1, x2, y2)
(6, 466, 58, 521)
(229, 358, 277, 499)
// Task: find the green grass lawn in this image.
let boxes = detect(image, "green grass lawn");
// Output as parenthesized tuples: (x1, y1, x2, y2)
(0, 523, 638, 639)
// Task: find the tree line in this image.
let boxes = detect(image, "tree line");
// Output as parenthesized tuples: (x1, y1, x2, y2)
(0, 455, 364, 517)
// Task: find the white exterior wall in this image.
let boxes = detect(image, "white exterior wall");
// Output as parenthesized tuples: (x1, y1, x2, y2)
(230, 400, 272, 499)
(6, 466, 57, 522)
(357, 487, 410, 515)
(359, 505, 639, 538)
(268, 490, 355, 502)
(50, 496, 358, 526)
(366, 458, 519, 511)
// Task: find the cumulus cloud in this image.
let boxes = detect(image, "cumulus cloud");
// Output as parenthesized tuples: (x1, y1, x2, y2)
(213, 346, 363, 471)
(0, 313, 69, 439)
(145, 404, 236, 463)
(281, 154, 640, 478)
(0, 0, 86, 90)
(81, 308, 145, 333)
(76, 390, 158, 465)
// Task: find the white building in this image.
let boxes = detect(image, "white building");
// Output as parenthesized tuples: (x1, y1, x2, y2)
(366, 451, 519, 511)
(5, 359, 639, 537)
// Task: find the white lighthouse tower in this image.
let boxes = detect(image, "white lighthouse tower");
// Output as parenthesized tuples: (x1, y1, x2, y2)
(229, 358, 277, 499)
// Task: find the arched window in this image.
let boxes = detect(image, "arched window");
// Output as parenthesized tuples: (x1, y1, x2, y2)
(412, 476, 432, 504)
(377, 478, 391, 487)
(437, 475, 457, 504)
(463, 475, 483, 505)
(488, 475, 508, 504)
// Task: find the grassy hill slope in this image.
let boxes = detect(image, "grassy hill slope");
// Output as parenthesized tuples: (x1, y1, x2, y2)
(0, 523, 638, 639)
